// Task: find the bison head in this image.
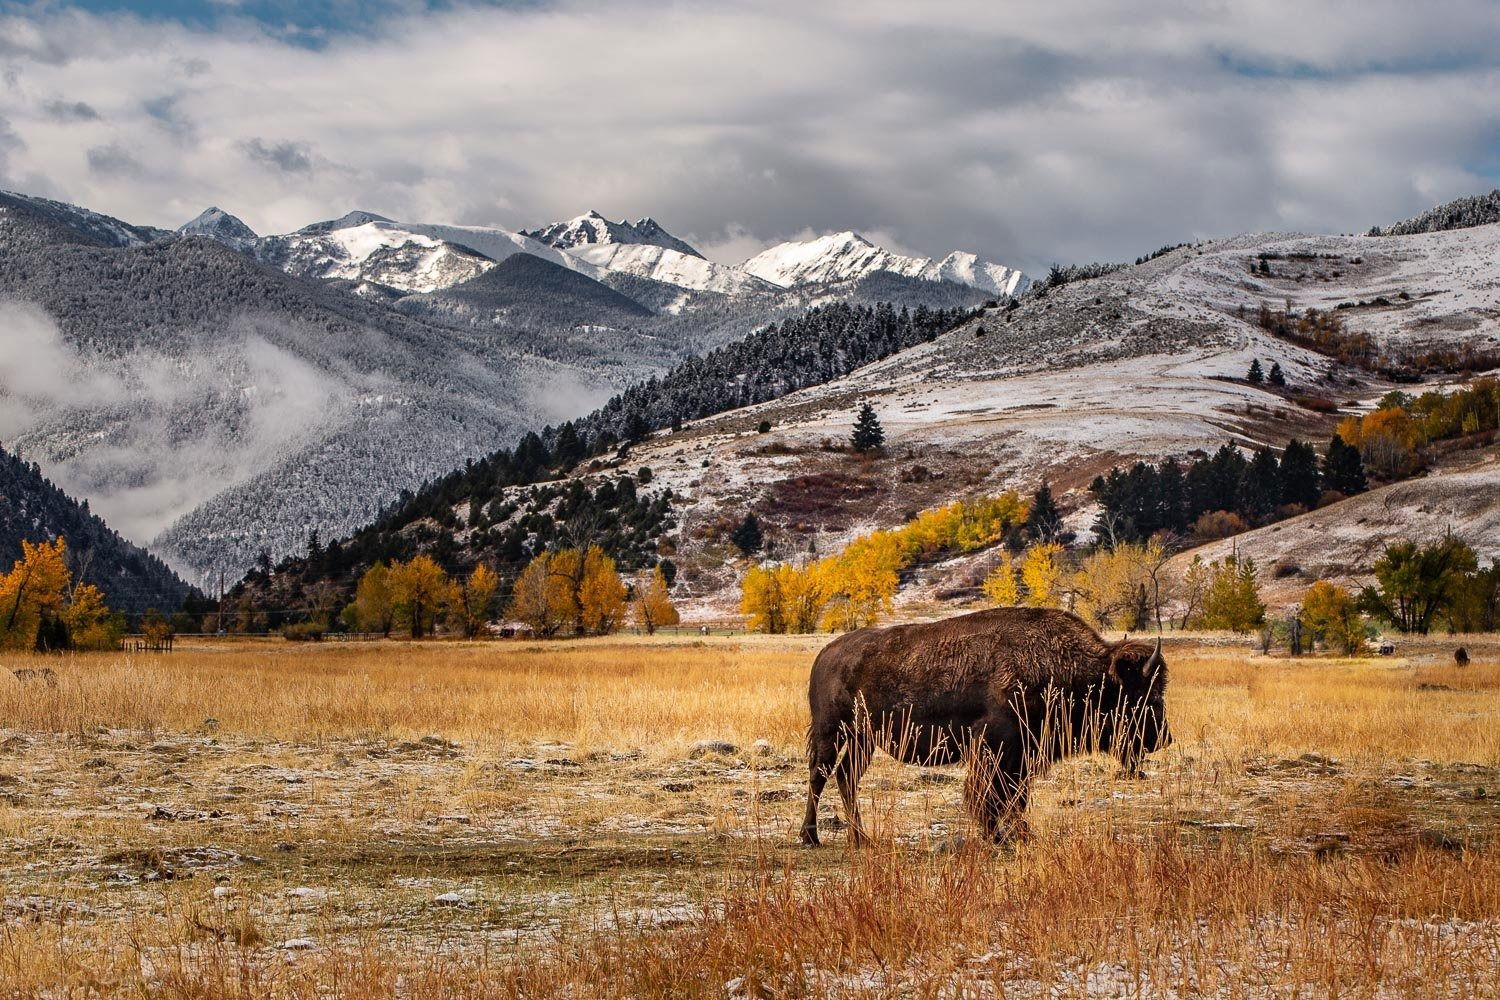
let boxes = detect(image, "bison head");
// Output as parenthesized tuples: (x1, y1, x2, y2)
(1104, 638, 1171, 774)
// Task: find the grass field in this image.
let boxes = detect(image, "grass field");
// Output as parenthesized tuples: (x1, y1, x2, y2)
(0, 634, 1497, 997)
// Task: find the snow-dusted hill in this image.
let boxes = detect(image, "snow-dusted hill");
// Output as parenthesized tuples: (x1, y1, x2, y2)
(493, 226, 1499, 615)
(741, 231, 1028, 296)
(524, 210, 704, 258)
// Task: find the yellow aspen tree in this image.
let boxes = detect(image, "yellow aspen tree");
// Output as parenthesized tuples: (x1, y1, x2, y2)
(983, 552, 1021, 606)
(1019, 543, 1065, 608)
(740, 564, 787, 633)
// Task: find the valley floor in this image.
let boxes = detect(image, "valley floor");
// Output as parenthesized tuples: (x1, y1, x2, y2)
(0, 635, 1497, 997)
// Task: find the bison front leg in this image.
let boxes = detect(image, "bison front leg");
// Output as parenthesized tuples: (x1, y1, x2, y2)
(963, 738, 1033, 844)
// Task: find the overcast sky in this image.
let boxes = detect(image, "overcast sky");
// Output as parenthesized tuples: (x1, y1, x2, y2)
(2, 0, 1499, 273)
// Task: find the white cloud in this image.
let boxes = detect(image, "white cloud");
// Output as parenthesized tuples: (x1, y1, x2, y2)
(0, 0, 1498, 273)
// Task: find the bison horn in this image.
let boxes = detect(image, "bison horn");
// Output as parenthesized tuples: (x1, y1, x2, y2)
(1145, 637, 1163, 671)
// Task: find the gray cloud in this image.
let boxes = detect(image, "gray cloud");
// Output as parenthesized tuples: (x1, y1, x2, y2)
(240, 137, 314, 173)
(0, 1, 1497, 273)
(40, 98, 100, 121)
(85, 141, 143, 177)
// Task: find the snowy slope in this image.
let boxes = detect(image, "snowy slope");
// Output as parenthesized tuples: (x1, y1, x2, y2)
(525, 210, 703, 258)
(1144, 224, 1500, 353)
(741, 231, 1028, 296)
(565, 242, 775, 295)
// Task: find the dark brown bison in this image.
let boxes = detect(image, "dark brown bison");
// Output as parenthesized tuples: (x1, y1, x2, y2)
(802, 607, 1170, 845)
(1455, 647, 1470, 668)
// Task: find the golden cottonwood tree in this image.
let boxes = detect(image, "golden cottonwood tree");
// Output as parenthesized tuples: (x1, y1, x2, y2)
(630, 567, 680, 634)
(579, 547, 627, 635)
(388, 555, 454, 639)
(509, 553, 573, 636)
(1, 538, 71, 650)
(451, 564, 500, 638)
(62, 583, 124, 651)
(348, 563, 396, 636)
(1301, 580, 1365, 654)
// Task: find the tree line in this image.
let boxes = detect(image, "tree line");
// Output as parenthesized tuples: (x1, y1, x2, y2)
(1090, 436, 1366, 546)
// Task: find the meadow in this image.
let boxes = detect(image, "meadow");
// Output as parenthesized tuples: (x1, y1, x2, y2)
(0, 633, 1496, 997)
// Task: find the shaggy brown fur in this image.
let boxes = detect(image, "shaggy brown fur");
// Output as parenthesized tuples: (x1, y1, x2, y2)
(1455, 647, 1470, 668)
(801, 607, 1170, 845)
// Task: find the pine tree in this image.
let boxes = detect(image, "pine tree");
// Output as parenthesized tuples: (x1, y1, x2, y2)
(850, 402, 885, 453)
(1278, 439, 1322, 509)
(1236, 446, 1281, 522)
(1268, 361, 1286, 387)
(1322, 433, 1368, 495)
(1247, 359, 1265, 384)
(731, 514, 764, 556)
(1024, 483, 1062, 541)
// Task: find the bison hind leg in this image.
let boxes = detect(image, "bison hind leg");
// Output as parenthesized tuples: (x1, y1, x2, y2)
(801, 728, 839, 846)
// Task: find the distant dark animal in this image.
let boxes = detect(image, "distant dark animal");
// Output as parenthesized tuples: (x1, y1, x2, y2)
(11, 667, 58, 687)
(802, 608, 1171, 845)
(1378, 640, 1395, 656)
(1454, 647, 1470, 668)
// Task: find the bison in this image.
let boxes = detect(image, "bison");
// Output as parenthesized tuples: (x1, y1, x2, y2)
(801, 607, 1170, 845)
(1455, 647, 1470, 668)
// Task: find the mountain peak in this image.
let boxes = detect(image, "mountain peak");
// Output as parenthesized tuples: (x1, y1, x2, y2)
(294, 210, 394, 235)
(524, 211, 703, 259)
(177, 206, 258, 248)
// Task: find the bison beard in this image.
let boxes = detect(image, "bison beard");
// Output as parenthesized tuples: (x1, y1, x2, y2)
(801, 607, 1171, 845)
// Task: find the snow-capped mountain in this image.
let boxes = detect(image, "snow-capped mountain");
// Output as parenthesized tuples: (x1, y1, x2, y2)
(177, 207, 258, 251)
(564, 242, 775, 297)
(524, 210, 703, 258)
(256, 220, 497, 294)
(741, 231, 1028, 296)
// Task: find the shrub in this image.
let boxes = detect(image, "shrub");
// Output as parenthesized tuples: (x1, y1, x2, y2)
(283, 622, 325, 642)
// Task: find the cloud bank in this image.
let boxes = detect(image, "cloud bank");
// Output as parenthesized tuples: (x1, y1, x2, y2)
(1, 0, 1498, 272)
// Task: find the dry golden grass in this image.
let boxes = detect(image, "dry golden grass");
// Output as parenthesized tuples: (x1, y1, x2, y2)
(0, 634, 1496, 997)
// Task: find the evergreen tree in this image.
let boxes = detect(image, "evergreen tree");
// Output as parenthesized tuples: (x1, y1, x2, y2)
(1188, 444, 1249, 516)
(1236, 446, 1281, 523)
(1157, 456, 1189, 534)
(1278, 439, 1322, 509)
(1322, 433, 1368, 495)
(850, 402, 885, 453)
(731, 513, 764, 556)
(1247, 359, 1265, 384)
(1024, 483, 1062, 541)
(553, 422, 584, 469)
(1268, 361, 1286, 387)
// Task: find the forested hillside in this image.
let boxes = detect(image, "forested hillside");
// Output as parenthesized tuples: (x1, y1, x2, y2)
(0, 445, 198, 615)
(226, 301, 978, 618)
